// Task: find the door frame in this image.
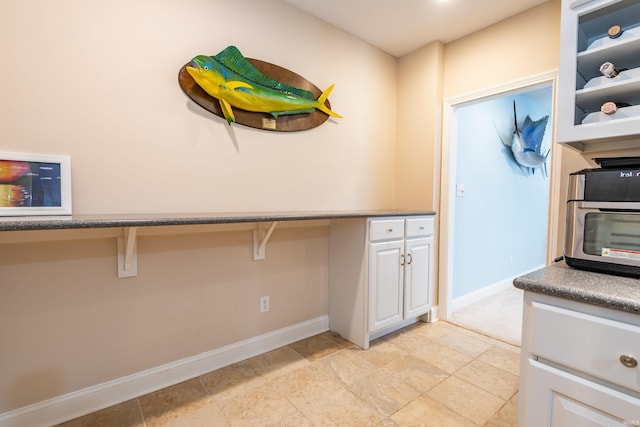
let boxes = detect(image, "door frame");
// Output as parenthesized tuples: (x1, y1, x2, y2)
(437, 71, 561, 320)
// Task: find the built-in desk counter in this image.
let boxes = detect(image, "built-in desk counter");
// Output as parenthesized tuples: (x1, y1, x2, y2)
(0, 211, 435, 278)
(0, 211, 435, 232)
(0, 211, 437, 424)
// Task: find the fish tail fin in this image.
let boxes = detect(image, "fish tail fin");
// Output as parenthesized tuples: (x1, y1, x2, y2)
(316, 84, 342, 118)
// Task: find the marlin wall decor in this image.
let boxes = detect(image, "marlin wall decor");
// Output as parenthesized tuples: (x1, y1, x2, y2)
(499, 101, 550, 176)
(179, 46, 342, 131)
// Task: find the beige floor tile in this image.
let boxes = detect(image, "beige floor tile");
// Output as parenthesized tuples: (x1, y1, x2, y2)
(300, 386, 384, 426)
(456, 327, 503, 346)
(454, 359, 519, 400)
(200, 359, 266, 400)
(346, 338, 409, 368)
(147, 401, 228, 427)
(411, 340, 474, 374)
(138, 379, 223, 427)
(269, 411, 315, 426)
(216, 381, 297, 426)
(56, 399, 144, 427)
(383, 354, 449, 393)
(288, 332, 347, 362)
(325, 330, 356, 347)
(436, 330, 494, 358)
(381, 324, 434, 353)
(348, 368, 421, 417)
(270, 364, 343, 409)
(427, 376, 506, 426)
(484, 393, 518, 427)
(245, 346, 310, 380)
(314, 347, 377, 386)
(55, 315, 524, 427)
(389, 395, 477, 427)
(410, 320, 459, 339)
(477, 344, 521, 377)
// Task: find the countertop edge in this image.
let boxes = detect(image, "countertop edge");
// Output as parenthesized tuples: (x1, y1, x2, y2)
(0, 211, 436, 231)
(513, 262, 640, 315)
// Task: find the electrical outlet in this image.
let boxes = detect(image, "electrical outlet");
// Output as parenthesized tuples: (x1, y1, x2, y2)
(260, 296, 270, 313)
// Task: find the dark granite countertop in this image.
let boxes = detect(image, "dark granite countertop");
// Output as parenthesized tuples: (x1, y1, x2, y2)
(0, 211, 435, 231)
(513, 261, 640, 315)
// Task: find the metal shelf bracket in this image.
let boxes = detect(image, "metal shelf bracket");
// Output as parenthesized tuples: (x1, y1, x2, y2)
(253, 221, 278, 260)
(117, 227, 138, 278)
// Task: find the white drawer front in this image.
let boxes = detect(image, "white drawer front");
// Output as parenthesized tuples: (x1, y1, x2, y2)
(531, 301, 640, 393)
(405, 217, 433, 237)
(369, 219, 404, 241)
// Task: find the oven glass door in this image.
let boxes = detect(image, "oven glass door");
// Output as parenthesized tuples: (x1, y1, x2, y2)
(584, 212, 640, 259)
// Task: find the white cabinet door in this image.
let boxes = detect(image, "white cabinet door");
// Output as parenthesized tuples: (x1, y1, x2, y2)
(404, 237, 432, 319)
(524, 359, 640, 426)
(368, 240, 404, 332)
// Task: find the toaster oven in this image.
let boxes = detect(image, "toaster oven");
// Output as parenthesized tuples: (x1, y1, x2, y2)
(565, 157, 640, 277)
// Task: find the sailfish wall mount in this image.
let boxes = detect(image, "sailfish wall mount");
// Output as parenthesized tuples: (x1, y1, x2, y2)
(498, 101, 550, 176)
(179, 46, 341, 131)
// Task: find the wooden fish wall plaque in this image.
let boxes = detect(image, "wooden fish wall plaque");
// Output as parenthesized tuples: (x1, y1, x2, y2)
(179, 46, 341, 132)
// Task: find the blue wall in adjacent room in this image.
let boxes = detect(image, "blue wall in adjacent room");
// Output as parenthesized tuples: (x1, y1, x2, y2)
(452, 85, 552, 299)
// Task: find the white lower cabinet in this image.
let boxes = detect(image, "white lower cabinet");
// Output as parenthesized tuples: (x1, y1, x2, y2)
(368, 239, 405, 332)
(404, 237, 432, 319)
(526, 359, 640, 426)
(368, 233, 432, 333)
(519, 292, 640, 426)
(328, 215, 435, 349)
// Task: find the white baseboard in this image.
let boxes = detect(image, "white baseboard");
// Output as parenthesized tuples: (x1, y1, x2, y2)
(449, 265, 543, 313)
(0, 315, 329, 427)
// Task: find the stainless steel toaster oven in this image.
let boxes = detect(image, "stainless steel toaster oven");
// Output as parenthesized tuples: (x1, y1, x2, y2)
(565, 158, 640, 277)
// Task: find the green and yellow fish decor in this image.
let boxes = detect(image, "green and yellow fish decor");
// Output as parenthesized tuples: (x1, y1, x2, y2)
(179, 46, 342, 131)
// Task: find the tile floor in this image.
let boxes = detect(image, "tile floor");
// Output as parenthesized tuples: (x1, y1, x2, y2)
(449, 287, 524, 346)
(58, 321, 520, 427)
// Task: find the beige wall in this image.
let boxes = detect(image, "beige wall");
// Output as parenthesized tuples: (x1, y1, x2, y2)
(0, 0, 398, 215)
(0, 0, 397, 413)
(396, 41, 445, 211)
(442, 0, 561, 100)
(0, 226, 328, 412)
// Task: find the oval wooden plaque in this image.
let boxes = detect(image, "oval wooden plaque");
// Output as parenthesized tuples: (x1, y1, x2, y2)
(178, 58, 332, 132)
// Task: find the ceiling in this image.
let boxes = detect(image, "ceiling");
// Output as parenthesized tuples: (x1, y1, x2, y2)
(285, 0, 550, 57)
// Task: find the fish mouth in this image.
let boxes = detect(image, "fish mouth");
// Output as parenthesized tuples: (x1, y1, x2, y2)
(189, 57, 207, 71)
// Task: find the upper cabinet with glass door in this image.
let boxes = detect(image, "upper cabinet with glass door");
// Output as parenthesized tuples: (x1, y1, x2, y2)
(557, 0, 640, 152)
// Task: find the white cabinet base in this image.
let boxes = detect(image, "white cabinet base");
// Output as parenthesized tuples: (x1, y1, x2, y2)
(526, 359, 640, 426)
(328, 216, 435, 349)
(518, 292, 640, 426)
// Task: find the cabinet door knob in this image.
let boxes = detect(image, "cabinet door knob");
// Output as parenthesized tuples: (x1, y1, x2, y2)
(619, 354, 638, 368)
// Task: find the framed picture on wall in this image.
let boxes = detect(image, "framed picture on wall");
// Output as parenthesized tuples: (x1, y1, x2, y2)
(0, 152, 72, 216)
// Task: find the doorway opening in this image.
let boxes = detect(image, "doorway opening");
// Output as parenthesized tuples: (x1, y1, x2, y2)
(437, 73, 560, 345)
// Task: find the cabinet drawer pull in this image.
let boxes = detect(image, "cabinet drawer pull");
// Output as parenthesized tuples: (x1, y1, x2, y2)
(407, 253, 412, 265)
(400, 254, 405, 266)
(620, 354, 638, 368)
(418, 226, 425, 230)
(386, 228, 393, 232)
